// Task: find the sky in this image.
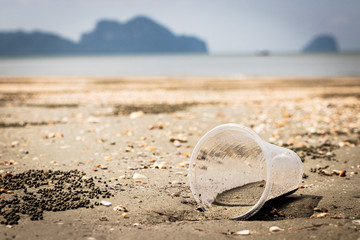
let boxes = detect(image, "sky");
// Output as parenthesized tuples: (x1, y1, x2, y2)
(1, 0, 360, 53)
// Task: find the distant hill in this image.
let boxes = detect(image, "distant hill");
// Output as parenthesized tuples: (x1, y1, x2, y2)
(80, 16, 207, 54)
(302, 34, 339, 53)
(0, 16, 207, 56)
(0, 31, 77, 56)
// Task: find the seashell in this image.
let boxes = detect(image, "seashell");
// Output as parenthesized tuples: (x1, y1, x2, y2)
(269, 226, 284, 232)
(125, 146, 134, 152)
(129, 111, 144, 119)
(153, 161, 167, 169)
(132, 173, 147, 180)
(310, 212, 329, 219)
(113, 205, 127, 212)
(179, 161, 189, 168)
(145, 146, 157, 151)
(234, 230, 250, 235)
(171, 180, 182, 185)
(173, 140, 182, 147)
(101, 200, 112, 207)
(352, 219, 360, 225)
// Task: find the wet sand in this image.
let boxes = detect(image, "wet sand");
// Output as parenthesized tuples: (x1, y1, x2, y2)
(0, 76, 359, 239)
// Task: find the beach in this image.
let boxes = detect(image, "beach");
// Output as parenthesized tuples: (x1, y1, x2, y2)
(0, 76, 359, 240)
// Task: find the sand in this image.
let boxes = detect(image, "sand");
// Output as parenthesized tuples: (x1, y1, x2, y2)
(0, 76, 359, 240)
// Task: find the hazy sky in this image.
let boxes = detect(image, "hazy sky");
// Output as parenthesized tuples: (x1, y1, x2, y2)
(1, 0, 359, 53)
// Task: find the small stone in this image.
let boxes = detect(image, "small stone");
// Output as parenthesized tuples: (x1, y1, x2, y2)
(101, 200, 112, 207)
(121, 212, 129, 218)
(269, 226, 284, 232)
(99, 216, 109, 221)
(234, 230, 250, 235)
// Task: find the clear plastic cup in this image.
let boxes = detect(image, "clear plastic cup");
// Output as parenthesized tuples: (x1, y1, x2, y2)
(189, 124, 303, 220)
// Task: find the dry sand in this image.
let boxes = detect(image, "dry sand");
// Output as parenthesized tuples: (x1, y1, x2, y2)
(0, 76, 359, 240)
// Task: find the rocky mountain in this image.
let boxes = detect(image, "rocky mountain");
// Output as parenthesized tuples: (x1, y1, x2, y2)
(0, 16, 208, 56)
(302, 34, 339, 53)
(79, 16, 207, 54)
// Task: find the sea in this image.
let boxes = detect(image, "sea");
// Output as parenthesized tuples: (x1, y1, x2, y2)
(0, 53, 359, 77)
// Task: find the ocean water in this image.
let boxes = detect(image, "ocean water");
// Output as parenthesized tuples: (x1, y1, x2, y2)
(0, 53, 359, 77)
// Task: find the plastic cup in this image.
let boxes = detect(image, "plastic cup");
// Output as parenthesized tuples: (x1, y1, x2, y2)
(189, 124, 303, 220)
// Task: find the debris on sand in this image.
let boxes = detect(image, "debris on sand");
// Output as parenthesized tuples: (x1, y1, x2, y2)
(0, 170, 112, 225)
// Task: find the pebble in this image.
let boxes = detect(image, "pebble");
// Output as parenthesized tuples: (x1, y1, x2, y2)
(99, 216, 109, 221)
(132, 173, 147, 180)
(101, 200, 112, 207)
(269, 226, 284, 232)
(234, 230, 250, 235)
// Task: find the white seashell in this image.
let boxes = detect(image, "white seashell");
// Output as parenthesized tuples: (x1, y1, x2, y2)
(234, 230, 250, 235)
(113, 205, 127, 212)
(101, 200, 112, 207)
(173, 140, 182, 147)
(269, 226, 284, 232)
(132, 173, 147, 180)
(171, 180, 182, 185)
(153, 161, 167, 169)
(352, 219, 360, 225)
(129, 111, 144, 119)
